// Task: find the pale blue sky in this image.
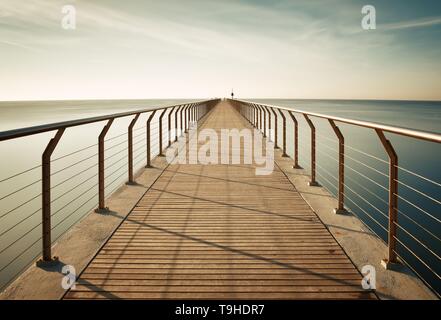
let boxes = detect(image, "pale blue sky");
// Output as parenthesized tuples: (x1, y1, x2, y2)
(0, 0, 440, 100)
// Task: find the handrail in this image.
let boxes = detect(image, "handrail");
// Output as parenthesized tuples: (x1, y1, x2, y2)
(0, 98, 219, 275)
(230, 98, 441, 296)
(0, 99, 216, 142)
(235, 99, 441, 143)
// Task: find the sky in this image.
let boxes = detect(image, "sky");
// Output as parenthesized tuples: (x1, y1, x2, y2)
(0, 0, 440, 101)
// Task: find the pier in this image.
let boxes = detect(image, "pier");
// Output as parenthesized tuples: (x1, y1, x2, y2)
(64, 101, 375, 299)
(0, 99, 439, 300)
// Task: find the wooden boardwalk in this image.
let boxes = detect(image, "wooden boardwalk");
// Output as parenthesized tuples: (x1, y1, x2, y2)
(64, 101, 376, 299)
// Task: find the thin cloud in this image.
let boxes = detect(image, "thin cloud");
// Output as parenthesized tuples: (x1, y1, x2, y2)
(380, 16, 441, 31)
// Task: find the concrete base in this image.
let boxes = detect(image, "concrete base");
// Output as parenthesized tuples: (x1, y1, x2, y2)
(281, 153, 289, 157)
(36, 257, 59, 268)
(292, 165, 302, 169)
(381, 259, 401, 271)
(308, 181, 319, 187)
(125, 181, 138, 186)
(94, 207, 110, 214)
(334, 208, 350, 215)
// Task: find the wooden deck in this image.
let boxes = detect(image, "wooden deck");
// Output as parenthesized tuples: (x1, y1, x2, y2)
(64, 101, 376, 299)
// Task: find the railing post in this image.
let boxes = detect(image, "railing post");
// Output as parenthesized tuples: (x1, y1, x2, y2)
(262, 106, 267, 138)
(184, 105, 190, 133)
(376, 129, 399, 269)
(174, 106, 181, 142)
(278, 109, 288, 157)
(264, 106, 272, 141)
(146, 110, 157, 168)
(256, 104, 262, 131)
(188, 105, 196, 129)
(158, 108, 167, 156)
(95, 119, 114, 213)
(270, 108, 278, 148)
(168, 106, 176, 147)
(126, 113, 140, 185)
(303, 114, 318, 186)
(180, 104, 185, 137)
(37, 128, 65, 265)
(288, 111, 300, 168)
(329, 120, 348, 214)
(188, 104, 193, 130)
(189, 105, 193, 123)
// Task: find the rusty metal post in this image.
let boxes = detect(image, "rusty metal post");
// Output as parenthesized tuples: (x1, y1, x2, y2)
(278, 109, 288, 157)
(146, 110, 157, 168)
(263, 106, 271, 141)
(303, 114, 318, 186)
(262, 106, 267, 138)
(95, 119, 114, 213)
(168, 106, 176, 147)
(270, 107, 279, 148)
(37, 128, 65, 265)
(126, 113, 140, 185)
(257, 105, 262, 132)
(187, 105, 192, 132)
(180, 104, 185, 137)
(253, 104, 258, 126)
(258, 106, 263, 132)
(288, 111, 300, 168)
(174, 106, 181, 142)
(189, 105, 193, 122)
(376, 129, 399, 269)
(158, 108, 167, 156)
(184, 105, 190, 133)
(191, 105, 195, 127)
(329, 120, 348, 214)
(190, 104, 195, 127)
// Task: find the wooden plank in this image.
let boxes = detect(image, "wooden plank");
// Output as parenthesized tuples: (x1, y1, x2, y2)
(64, 101, 375, 300)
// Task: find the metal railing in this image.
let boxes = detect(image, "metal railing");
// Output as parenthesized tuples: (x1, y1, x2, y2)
(0, 99, 219, 282)
(230, 98, 441, 296)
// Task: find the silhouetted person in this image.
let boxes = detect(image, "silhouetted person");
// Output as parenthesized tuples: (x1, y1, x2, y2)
(231, 89, 234, 100)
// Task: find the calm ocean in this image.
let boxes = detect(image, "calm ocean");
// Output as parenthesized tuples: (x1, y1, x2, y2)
(0, 99, 440, 295)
